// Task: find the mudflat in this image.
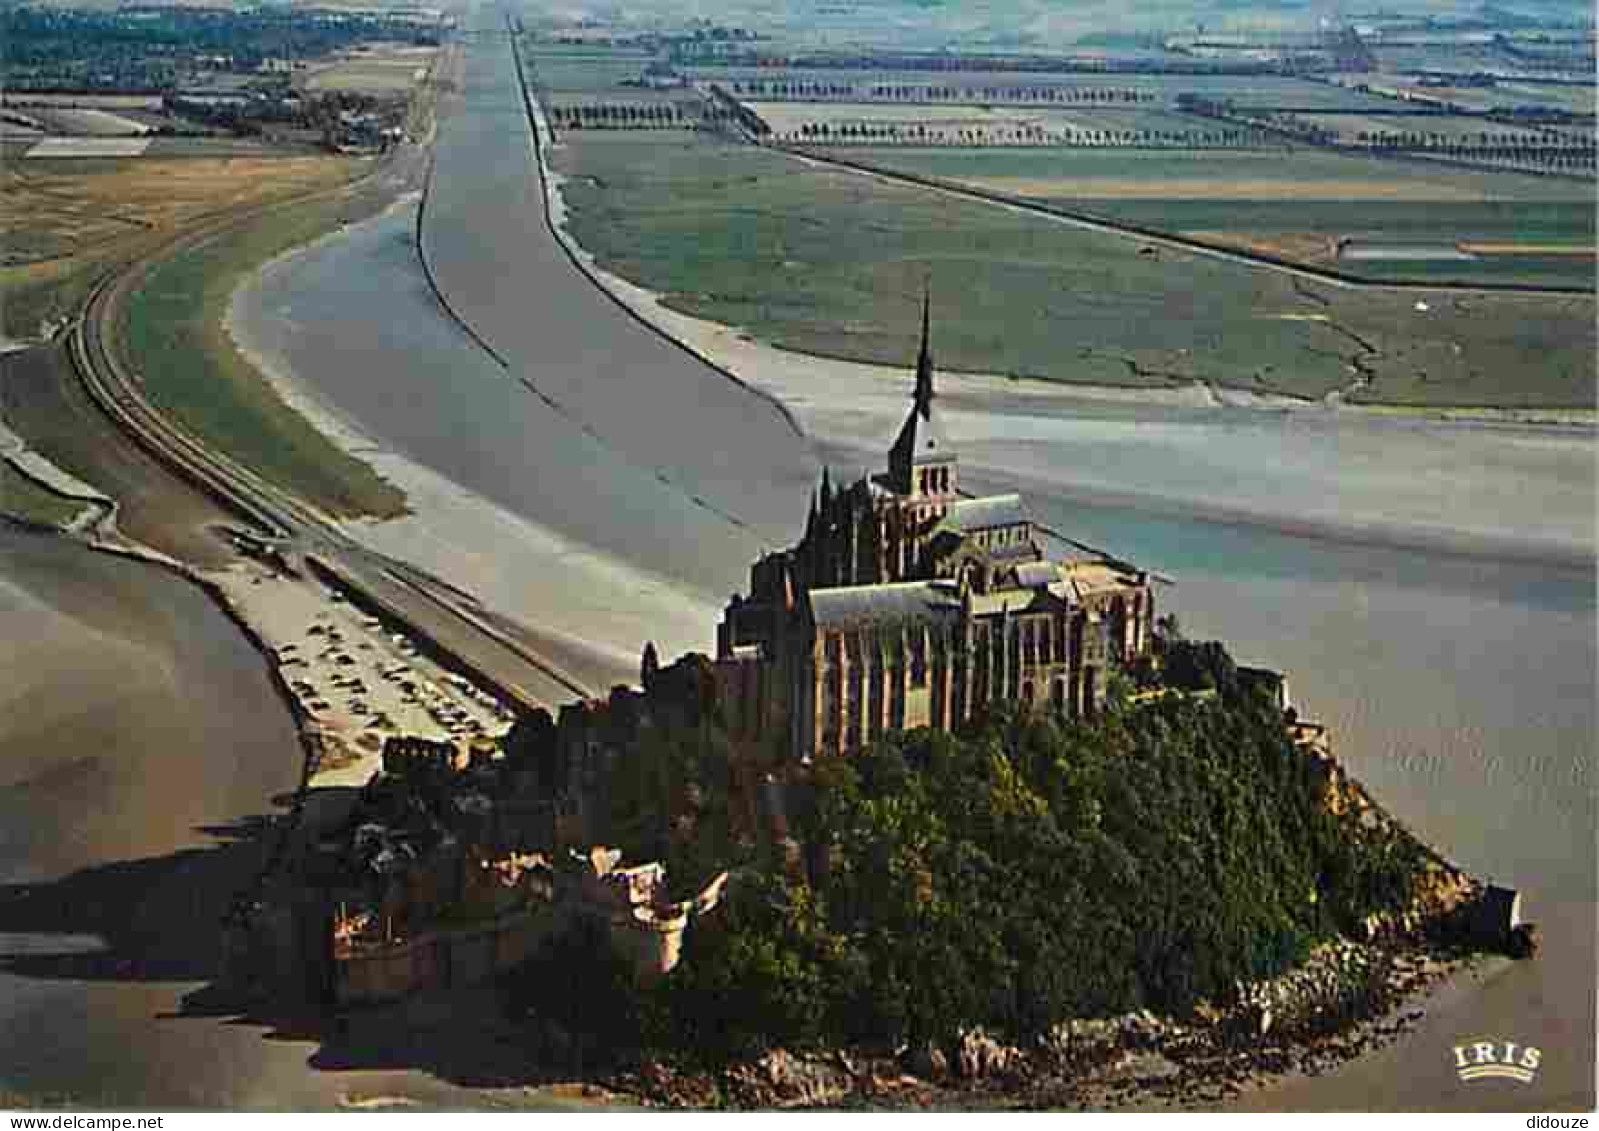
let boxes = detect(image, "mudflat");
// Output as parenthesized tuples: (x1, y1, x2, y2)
(0, 532, 298, 1104)
(0, 531, 300, 881)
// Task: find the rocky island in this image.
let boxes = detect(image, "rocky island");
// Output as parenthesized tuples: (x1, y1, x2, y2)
(214, 325, 1532, 1110)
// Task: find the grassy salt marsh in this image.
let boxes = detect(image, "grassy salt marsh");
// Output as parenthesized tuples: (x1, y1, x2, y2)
(551, 130, 1595, 407)
(116, 191, 407, 519)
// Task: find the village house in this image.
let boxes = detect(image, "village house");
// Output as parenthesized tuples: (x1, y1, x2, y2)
(223, 729, 728, 1008)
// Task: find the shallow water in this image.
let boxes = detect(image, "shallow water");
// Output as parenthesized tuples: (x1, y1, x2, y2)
(236, 207, 750, 666)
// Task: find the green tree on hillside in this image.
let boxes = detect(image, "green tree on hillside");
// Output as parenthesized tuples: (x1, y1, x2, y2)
(513, 640, 1427, 1064)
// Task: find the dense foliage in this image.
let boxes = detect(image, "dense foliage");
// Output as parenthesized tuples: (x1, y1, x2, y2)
(513, 643, 1424, 1065)
(604, 709, 748, 901)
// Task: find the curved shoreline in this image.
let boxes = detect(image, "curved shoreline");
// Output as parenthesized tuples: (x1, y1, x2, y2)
(71, 141, 629, 706)
(224, 201, 726, 681)
(412, 152, 516, 372)
(478, 221, 1595, 569)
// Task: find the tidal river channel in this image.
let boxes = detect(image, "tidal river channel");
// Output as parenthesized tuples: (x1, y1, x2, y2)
(6, 4, 1588, 1109)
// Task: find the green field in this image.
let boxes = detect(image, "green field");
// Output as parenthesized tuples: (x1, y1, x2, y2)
(1337, 253, 1595, 289)
(524, 46, 657, 94)
(1041, 106, 1260, 137)
(824, 145, 1593, 198)
(824, 146, 1596, 288)
(116, 196, 407, 519)
(1369, 78, 1599, 116)
(551, 131, 1595, 407)
(751, 102, 1265, 145)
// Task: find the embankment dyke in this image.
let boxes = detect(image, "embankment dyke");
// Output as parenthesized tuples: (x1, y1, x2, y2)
(0, 452, 112, 535)
(410, 116, 764, 536)
(51, 132, 604, 914)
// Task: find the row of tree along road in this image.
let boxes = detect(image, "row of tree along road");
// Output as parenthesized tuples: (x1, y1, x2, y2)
(1180, 96, 1597, 177)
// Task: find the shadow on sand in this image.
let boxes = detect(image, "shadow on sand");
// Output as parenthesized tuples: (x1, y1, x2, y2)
(0, 816, 276, 984)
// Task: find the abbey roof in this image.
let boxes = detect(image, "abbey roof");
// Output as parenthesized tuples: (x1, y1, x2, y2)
(937, 493, 1028, 534)
(809, 580, 962, 630)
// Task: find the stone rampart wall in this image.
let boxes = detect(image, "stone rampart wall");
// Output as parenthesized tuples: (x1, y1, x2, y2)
(334, 907, 550, 1006)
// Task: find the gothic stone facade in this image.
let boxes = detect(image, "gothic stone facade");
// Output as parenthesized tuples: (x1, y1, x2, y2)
(716, 302, 1155, 761)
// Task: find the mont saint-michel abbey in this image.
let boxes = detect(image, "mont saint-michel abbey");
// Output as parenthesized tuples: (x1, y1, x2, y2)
(716, 300, 1157, 762)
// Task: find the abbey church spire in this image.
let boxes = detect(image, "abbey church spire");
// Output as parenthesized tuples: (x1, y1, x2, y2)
(914, 283, 934, 420)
